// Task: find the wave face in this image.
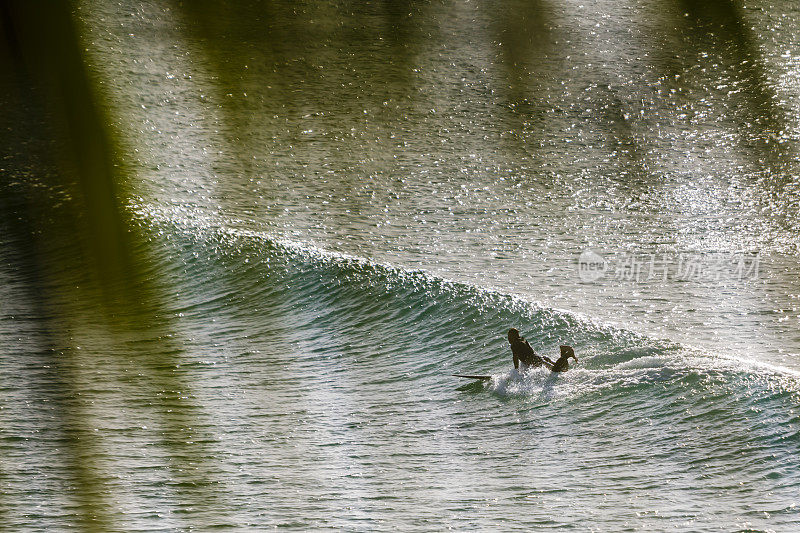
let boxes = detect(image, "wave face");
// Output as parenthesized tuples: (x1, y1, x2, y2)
(87, 205, 796, 531)
(3, 200, 799, 531)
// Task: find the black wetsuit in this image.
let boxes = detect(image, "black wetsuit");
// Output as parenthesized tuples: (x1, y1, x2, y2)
(511, 338, 544, 369)
(550, 356, 570, 372)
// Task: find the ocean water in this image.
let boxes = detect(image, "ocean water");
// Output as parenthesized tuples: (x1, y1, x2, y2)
(2, 0, 800, 530)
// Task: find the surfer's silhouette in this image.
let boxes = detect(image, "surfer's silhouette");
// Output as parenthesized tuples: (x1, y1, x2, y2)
(508, 328, 554, 370)
(454, 331, 577, 384)
(508, 329, 577, 372)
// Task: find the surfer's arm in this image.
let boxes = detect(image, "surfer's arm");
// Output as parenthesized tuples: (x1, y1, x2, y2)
(512, 352, 519, 369)
(541, 356, 555, 369)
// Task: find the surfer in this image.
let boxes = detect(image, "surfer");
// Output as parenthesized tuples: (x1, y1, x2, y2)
(550, 345, 578, 372)
(508, 328, 554, 370)
(454, 334, 577, 383)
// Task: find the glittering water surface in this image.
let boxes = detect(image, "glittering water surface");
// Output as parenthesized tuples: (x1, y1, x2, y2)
(2, 0, 800, 530)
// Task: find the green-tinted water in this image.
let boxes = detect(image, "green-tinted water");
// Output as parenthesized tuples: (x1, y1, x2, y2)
(2, 0, 800, 530)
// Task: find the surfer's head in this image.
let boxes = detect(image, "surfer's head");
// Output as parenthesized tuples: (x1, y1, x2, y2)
(508, 328, 520, 343)
(560, 345, 577, 361)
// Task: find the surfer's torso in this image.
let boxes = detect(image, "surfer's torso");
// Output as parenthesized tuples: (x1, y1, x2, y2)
(511, 338, 544, 368)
